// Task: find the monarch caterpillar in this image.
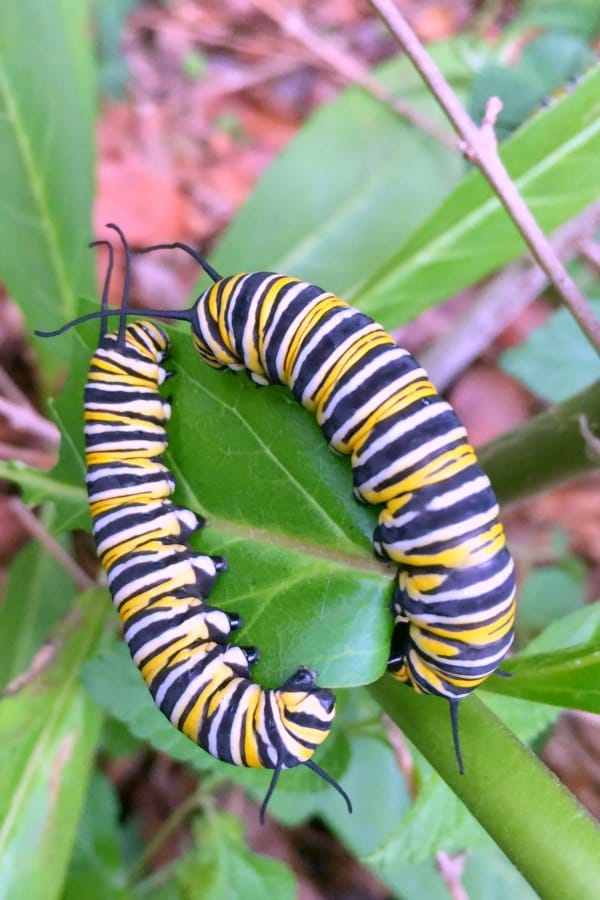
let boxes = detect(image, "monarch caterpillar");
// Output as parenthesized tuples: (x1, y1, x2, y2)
(39, 226, 351, 822)
(38, 236, 517, 770)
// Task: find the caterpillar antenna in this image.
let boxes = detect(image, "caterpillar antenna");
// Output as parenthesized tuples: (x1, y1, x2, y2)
(34, 306, 194, 339)
(105, 223, 132, 345)
(90, 239, 114, 339)
(260, 759, 283, 825)
(138, 241, 222, 283)
(304, 759, 352, 814)
(449, 700, 464, 775)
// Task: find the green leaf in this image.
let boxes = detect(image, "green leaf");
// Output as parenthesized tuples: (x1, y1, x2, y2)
(479, 693, 560, 744)
(486, 622, 600, 711)
(0, 460, 88, 529)
(500, 298, 600, 401)
(515, 565, 586, 646)
(0, 0, 95, 358)
(357, 67, 600, 327)
(63, 770, 132, 900)
(0, 505, 75, 690)
(147, 813, 296, 900)
(365, 773, 494, 874)
(521, 601, 600, 655)
(211, 45, 469, 300)
(520, 0, 600, 38)
(463, 846, 540, 900)
(0, 590, 111, 900)
(92, 0, 138, 99)
(468, 33, 594, 140)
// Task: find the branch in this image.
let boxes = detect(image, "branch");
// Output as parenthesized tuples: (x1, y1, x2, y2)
(366, 0, 600, 353)
(249, 0, 456, 150)
(421, 201, 600, 391)
(369, 680, 600, 900)
(478, 379, 600, 504)
(0, 397, 60, 448)
(8, 498, 95, 591)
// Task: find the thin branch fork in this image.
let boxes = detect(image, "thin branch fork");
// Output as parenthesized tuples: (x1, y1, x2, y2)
(367, 0, 600, 354)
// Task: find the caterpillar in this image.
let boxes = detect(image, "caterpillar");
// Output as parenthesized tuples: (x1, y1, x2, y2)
(37, 236, 517, 770)
(39, 226, 351, 822)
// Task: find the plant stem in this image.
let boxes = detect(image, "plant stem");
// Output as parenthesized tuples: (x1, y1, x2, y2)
(8, 498, 95, 591)
(478, 379, 600, 504)
(366, 0, 600, 353)
(369, 678, 600, 900)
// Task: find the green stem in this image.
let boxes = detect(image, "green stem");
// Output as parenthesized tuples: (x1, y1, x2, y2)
(479, 379, 600, 504)
(369, 678, 600, 900)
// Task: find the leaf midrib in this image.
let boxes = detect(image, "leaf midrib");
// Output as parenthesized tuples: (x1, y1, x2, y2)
(170, 451, 390, 578)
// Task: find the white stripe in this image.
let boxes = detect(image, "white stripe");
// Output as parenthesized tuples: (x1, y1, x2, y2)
(358, 426, 467, 494)
(426, 475, 491, 511)
(290, 307, 357, 388)
(298, 321, 381, 405)
(353, 401, 449, 467)
(317, 346, 406, 426)
(269, 289, 334, 383)
(262, 280, 313, 361)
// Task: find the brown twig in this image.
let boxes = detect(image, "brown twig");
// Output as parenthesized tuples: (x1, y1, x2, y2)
(0, 397, 60, 448)
(0, 442, 57, 469)
(8, 498, 95, 591)
(249, 0, 456, 150)
(421, 201, 600, 390)
(0, 365, 32, 406)
(366, 0, 600, 354)
(435, 851, 469, 900)
(383, 713, 418, 800)
(200, 56, 302, 101)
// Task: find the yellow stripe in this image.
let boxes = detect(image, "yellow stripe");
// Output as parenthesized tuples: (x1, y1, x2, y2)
(409, 572, 446, 593)
(140, 634, 198, 683)
(347, 379, 437, 456)
(371, 445, 476, 509)
(243, 691, 263, 768)
(247, 276, 298, 374)
(283, 296, 347, 382)
(84, 410, 164, 429)
(118, 575, 197, 620)
(410, 654, 443, 692)
(311, 329, 389, 415)
(388, 522, 507, 568)
(423, 602, 516, 643)
(206, 278, 244, 366)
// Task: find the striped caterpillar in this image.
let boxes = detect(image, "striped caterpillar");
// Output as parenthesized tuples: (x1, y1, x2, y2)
(39, 227, 351, 821)
(38, 235, 517, 770)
